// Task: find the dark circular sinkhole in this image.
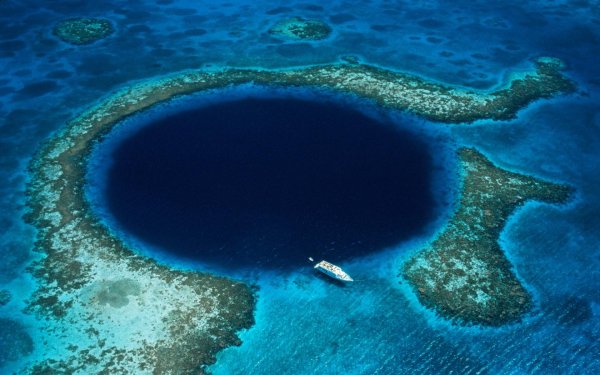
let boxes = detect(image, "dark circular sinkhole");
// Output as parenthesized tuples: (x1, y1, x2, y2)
(103, 97, 436, 270)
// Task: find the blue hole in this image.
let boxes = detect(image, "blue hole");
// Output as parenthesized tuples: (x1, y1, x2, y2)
(104, 97, 437, 270)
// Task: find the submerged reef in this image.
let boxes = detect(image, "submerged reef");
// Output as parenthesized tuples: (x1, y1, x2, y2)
(0, 318, 34, 368)
(53, 18, 114, 45)
(25, 85, 256, 371)
(269, 17, 332, 40)
(0, 289, 11, 306)
(24, 58, 574, 371)
(404, 148, 573, 326)
(340, 55, 360, 65)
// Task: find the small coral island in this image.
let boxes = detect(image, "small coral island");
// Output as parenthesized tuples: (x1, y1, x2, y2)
(269, 16, 332, 40)
(404, 148, 573, 326)
(25, 58, 573, 372)
(53, 18, 114, 45)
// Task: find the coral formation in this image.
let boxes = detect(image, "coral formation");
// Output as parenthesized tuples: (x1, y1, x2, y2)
(23, 58, 574, 371)
(340, 55, 360, 64)
(0, 289, 11, 306)
(269, 16, 332, 40)
(0, 318, 34, 368)
(25, 82, 256, 373)
(53, 18, 114, 45)
(403, 148, 573, 326)
(264, 57, 573, 123)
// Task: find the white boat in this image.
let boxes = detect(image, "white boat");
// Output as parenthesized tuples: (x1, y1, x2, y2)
(313, 260, 353, 282)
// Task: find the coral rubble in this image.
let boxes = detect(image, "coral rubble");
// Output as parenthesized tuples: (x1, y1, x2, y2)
(53, 18, 114, 45)
(403, 148, 573, 326)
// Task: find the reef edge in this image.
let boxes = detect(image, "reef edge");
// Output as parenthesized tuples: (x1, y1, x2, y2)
(403, 148, 573, 326)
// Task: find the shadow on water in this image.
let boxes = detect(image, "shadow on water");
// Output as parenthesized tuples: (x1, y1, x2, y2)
(311, 270, 351, 288)
(103, 97, 438, 271)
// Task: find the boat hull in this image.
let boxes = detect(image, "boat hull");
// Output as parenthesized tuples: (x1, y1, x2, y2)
(313, 261, 353, 282)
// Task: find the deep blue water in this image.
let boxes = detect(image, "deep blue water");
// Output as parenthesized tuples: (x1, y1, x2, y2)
(104, 98, 435, 270)
(1, 0, 599, 373)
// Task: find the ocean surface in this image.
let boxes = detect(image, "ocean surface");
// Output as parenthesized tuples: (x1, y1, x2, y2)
(1, 0, 599, 373)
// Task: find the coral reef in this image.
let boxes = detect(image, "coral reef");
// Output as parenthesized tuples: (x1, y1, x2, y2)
(0, 318, 34, 368)
(0, 289, 11, 306)
(260, 57, 574, 123)
(23, 58, 574, 371)
(0, 241, 30, 283)
(53, 18, 114, 45)
(340, 55, 360, 65)
(269, 17, 332, 40)
(25, 84, 256, 373)
(403, 148, 573, 326)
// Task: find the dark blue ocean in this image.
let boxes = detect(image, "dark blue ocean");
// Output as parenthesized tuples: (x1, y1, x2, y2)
(1, 0, 599, 373)
(99, 97, 437, 270)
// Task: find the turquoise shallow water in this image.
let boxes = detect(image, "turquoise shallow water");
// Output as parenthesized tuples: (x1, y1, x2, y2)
(1, 0, 599, 373)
